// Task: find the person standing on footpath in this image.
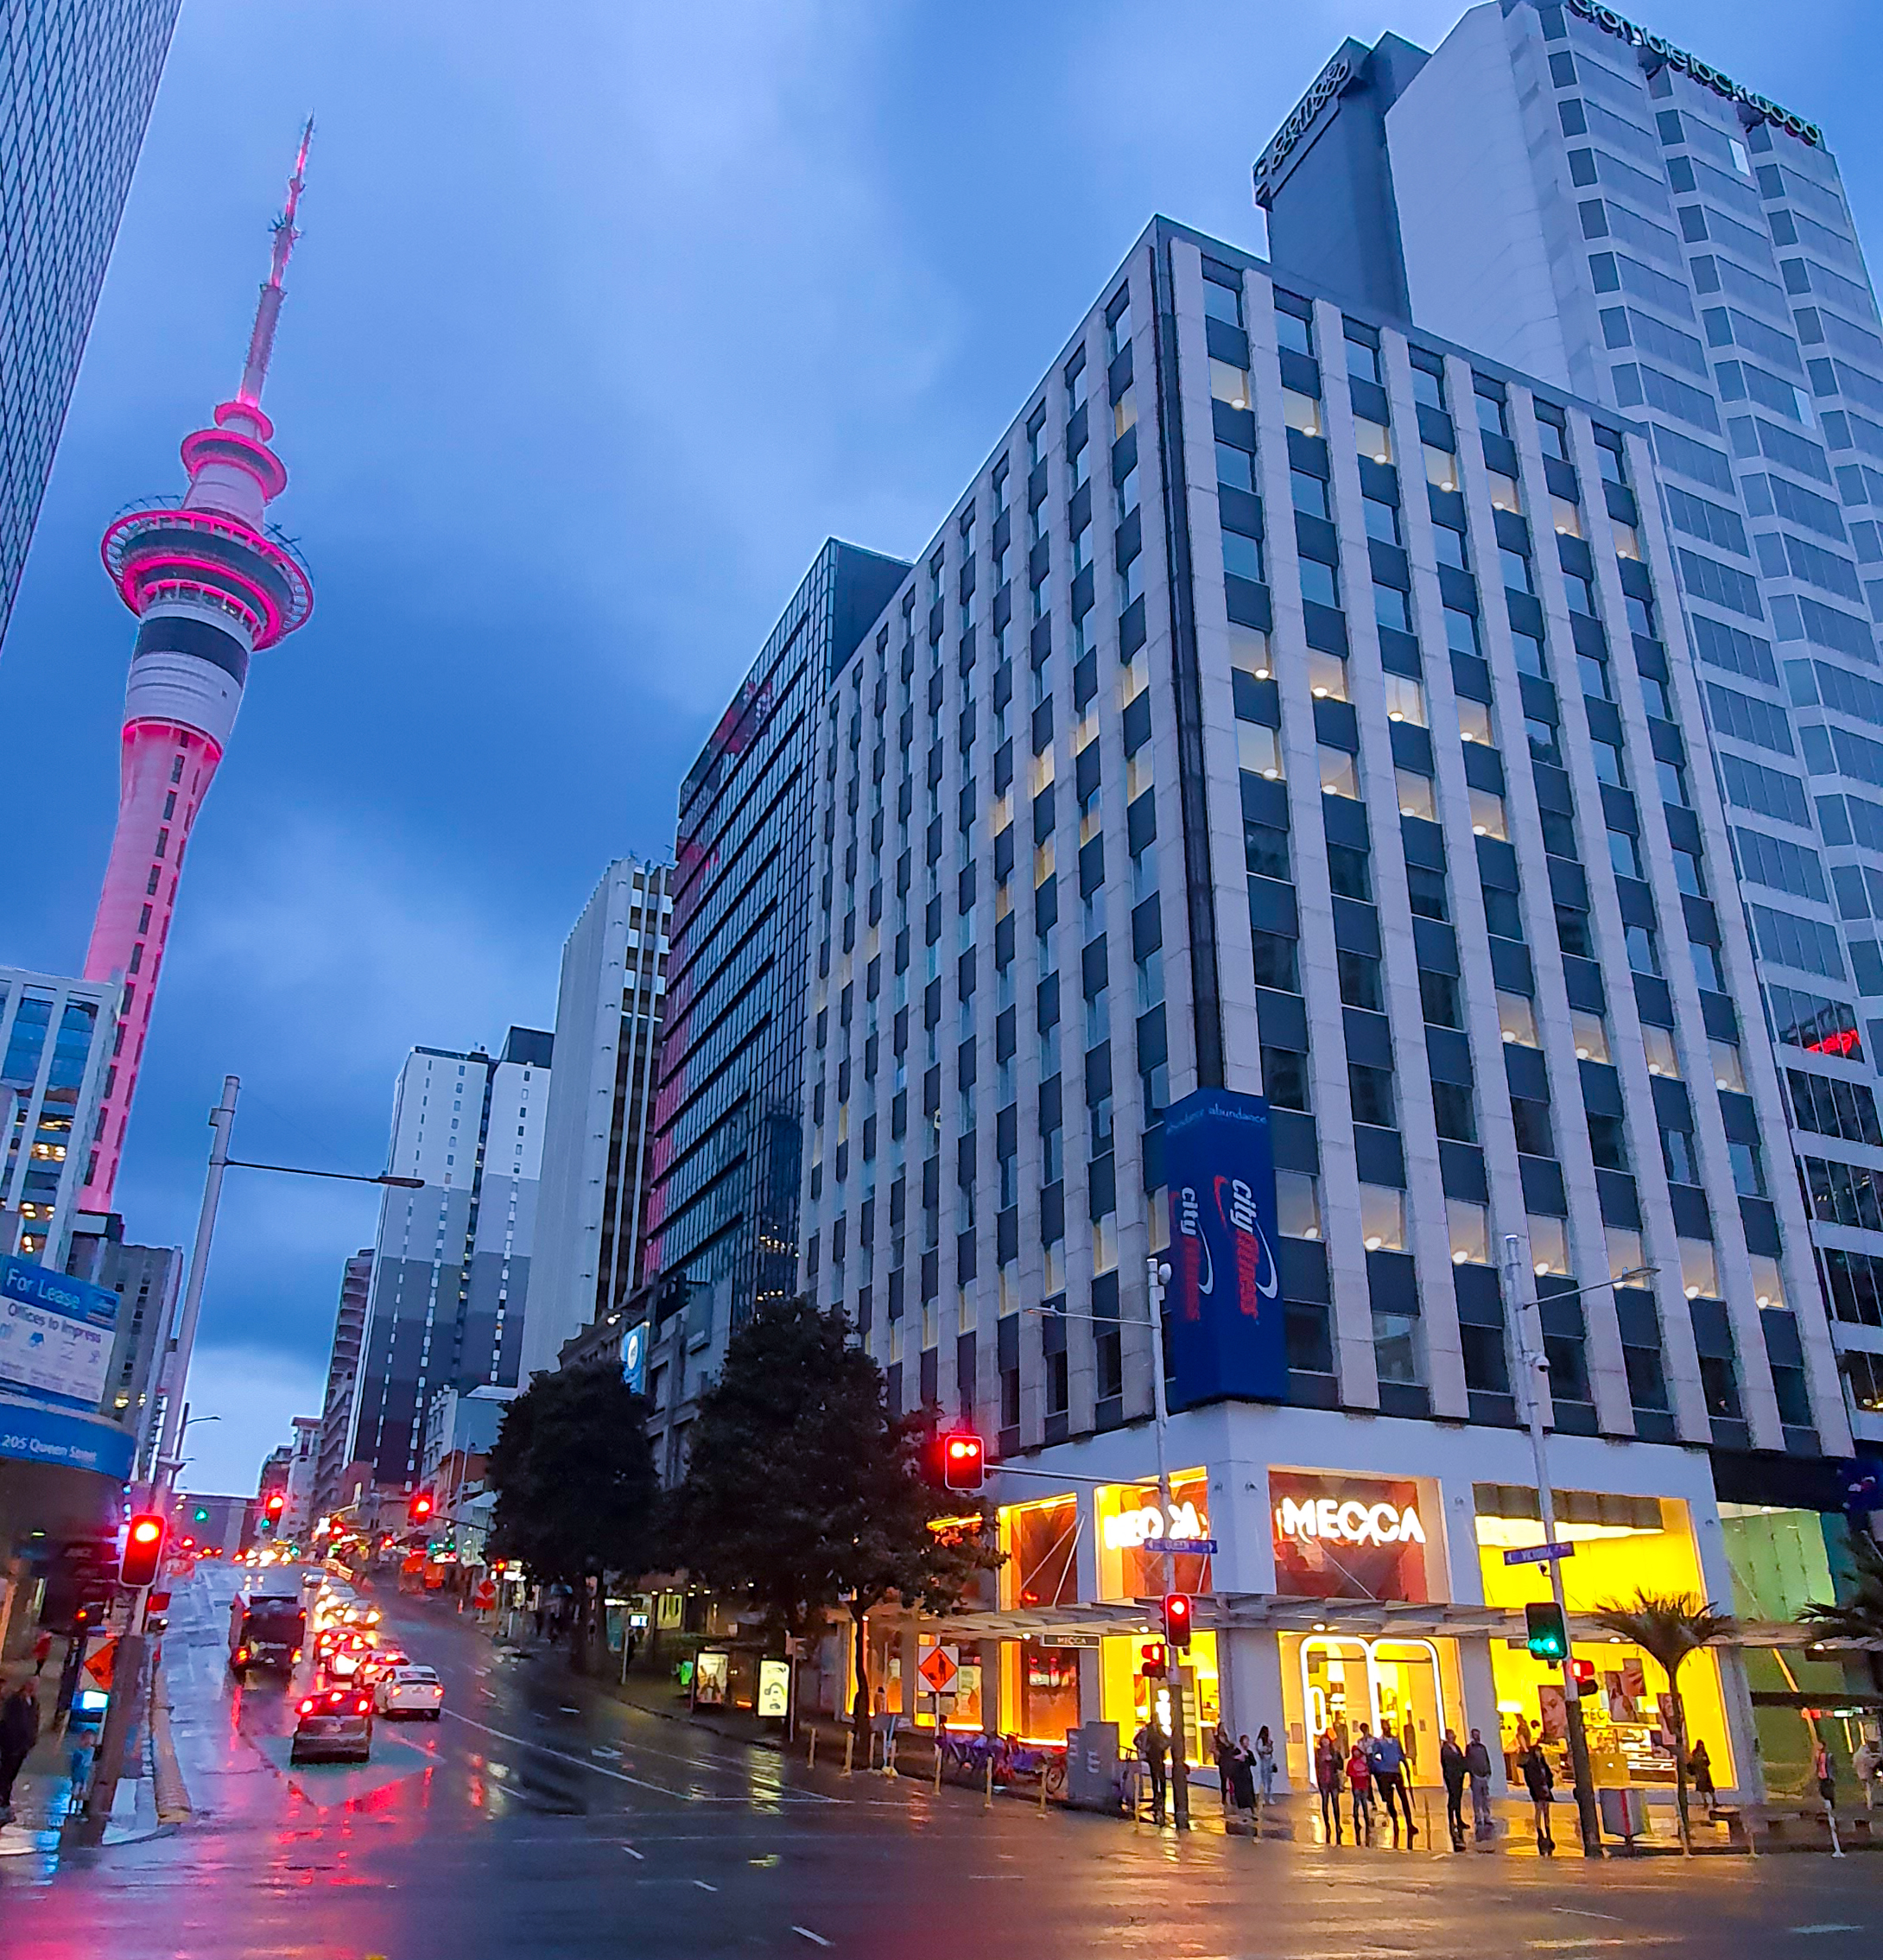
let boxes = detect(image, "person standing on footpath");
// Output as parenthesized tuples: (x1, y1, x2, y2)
(1134, 1717, 1170, 1827)
(1464, 1728, 1495, 1840)
(0, 1678, 41, 1825)
(1439, 1728, 1468, 1848)
(1211, 1722, 1236, 1814)
(1371, 1722, 1417, 1840)
(1254, 1725, 1278, 1803)
(1688, 1739, 1716, 1813)
(1519, 1739, 1556, 1855)
(1315, 1732, 1345, 1843)
(1345, 1735, 1375, 1836)
(1227, 1735, 1259, 1825)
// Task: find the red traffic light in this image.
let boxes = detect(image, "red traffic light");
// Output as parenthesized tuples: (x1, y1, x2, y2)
(408, 1492, 434, 1524)
(1139, 1641, 1168, 1679)
(941, 1431, 986, 1493)
(1163, 1592, 1193, 1652)
(1569, 1656, 1597, 1697)
(120, 1513, 166, 1589)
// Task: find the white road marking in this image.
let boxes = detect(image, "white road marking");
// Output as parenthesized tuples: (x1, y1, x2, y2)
(1556, 1911, 1625, 1923)
(791, 1929, 832, 1948)
(693, 1879, 718, 1892)
(1527, 1942, 1683, 1952)
(621, 1845, 645, 1860)
(1791, 1930, 1863, 1938)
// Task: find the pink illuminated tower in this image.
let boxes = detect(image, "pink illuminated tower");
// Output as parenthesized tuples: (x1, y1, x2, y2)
(80, 124, 316, 1209)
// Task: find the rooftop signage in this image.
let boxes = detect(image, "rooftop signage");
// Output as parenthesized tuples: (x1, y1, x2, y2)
(1566, 0, 1822, 148)
(1251, 45, 1359, 206)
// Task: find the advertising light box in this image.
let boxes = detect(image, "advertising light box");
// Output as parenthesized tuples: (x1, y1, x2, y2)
(0, 1253, 120, 1411)
(1163, 1088, 1284, 1408)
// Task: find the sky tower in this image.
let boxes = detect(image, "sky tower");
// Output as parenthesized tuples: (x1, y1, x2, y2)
(80, 125, 316, 1211)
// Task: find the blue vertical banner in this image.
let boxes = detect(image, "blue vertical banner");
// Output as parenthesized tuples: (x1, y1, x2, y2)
(1163, 1088, 1285, 1407)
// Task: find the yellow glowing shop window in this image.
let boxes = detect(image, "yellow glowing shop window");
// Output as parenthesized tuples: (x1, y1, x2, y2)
(1094, 1472, 1213, 1601)
(1000, 1494, 1080, 1610)
(1474, 1483, 1733, 1790)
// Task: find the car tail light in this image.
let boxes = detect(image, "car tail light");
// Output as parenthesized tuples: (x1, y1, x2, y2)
(236, 1647, 249, 1663)
(356, 1699, 371, 1715)
(299, 1699, 315, 1715)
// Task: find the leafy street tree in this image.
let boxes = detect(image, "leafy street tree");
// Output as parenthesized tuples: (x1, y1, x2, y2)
(1799, 1529, 1883, 1649)
(486, 1362, 661, 1671)
(675, 1297, 999, 1745)
(1590, 1589, 1734, 1852)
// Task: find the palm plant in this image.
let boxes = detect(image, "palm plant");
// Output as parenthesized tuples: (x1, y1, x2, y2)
(1590, 1589, 1734, 1852)
(1798, 1530, 1883, 1646)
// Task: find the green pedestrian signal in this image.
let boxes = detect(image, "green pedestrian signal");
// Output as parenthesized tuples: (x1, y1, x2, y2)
(1525, 1600, 1569, 1661)
(193, 1507, 209, 1523)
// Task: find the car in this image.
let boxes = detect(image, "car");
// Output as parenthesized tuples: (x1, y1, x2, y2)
(290, 1687, 373, 1764)
(376, 1665, 444, 1720)
(356, 1647, 410, 1690)
(326, 1632, 377, 1679)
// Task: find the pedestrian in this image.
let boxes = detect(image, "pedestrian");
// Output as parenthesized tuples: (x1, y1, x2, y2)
(1688, 1738, 1715, 1812)
(1519, 1739, 1556, 1855)
(1212, 1722, 1236, 1812)
(1255, 1725, 1278, 1803)
(67, 1721, 97, 1813)
(0, 1678, 41, 1825)
(1372, 1721, 1417, 1840)
(1315, 1732, 1344, 1843)
(1345, 1736, 1375, 1836)
(30, 1632, 52, 1678)
(1440, 1728, 1468, 1849)
(1465, 1727, 1495, 1840)
(1813, 1737, 1837, 1815)
(1227, 1735, 1258, 1824)
(1853, 1730, 1880, 1810)
(532, 1602, 545, 1639)
(1134, 1718, 1170, 1826)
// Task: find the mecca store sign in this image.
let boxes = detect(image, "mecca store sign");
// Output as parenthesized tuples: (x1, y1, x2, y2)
(1271, 1471, 1433, 1602)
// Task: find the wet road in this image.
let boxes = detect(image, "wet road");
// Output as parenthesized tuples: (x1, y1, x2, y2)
(4, 1565, 1880, 1957)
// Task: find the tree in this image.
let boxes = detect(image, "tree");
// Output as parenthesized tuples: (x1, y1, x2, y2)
(486, 1363, 661, 1671)
(675, 1297, 999, 1745)
(1799, 1529, 1883, 1646)
(1590, 1589, 1734, 1852)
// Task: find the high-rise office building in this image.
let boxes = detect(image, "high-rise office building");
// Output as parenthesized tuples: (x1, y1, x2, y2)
(0, 0, 181, 645)
(1254, 2, 1883, 1447)
(638, 539, 907, 1475)
(524, 858, 671, 1380)
(0, 966, 117, 1266)
(347, 1031, 550, 1487)
(81, 126, 317, 1209)
(796, 212, 1854, 1798)
(313, 1248, 371, 1515)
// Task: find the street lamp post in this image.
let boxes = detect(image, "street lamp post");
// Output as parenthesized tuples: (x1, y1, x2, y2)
(1144, 1255, 1189, 1831)
(1503, 1234, 1657, 1860)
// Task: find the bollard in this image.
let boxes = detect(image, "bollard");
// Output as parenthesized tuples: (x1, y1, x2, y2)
(934, 1740, 943, 1794)
(808, 1730, 817, 1771)
(884, 1734, 897, 1779)
(1421, 1788, 1432, 1845)
(843, 1732, 854, 1777)
(985, 1756, 994, 1810)
(1037, 1763, 1048, 1815)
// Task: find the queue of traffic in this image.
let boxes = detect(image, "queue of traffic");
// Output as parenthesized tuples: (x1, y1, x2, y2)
(225, 1563, 443, 1766)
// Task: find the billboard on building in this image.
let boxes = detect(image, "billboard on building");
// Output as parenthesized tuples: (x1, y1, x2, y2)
(621, 1319, 648, 1394)
(0, 1253, 120, 1411)
(1163, 1088, 1284, 1407)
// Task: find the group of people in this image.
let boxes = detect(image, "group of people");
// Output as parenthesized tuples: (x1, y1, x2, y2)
(1311, 1719, 1423, 1843)
(1209, 1723, 1278, 1824)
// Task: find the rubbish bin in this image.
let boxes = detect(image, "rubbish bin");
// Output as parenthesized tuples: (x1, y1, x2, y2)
(1597, 1786, 1651, 1843)
(1066, 1720, 1122, 1811)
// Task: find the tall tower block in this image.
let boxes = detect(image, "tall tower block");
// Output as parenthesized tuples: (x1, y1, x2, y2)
(80, 125, 316, 1209)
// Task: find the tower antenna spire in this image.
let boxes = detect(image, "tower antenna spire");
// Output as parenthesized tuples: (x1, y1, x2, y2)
(237, 112, 314, 408)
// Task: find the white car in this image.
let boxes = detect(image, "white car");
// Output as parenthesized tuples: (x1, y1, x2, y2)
(376, 1665, 444, 1720)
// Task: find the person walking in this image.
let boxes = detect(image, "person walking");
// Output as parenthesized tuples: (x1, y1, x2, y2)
(1254, 1725, 1278, 1804)
(1315, 1732, 1345, 1843)
(1372, 1722, 1416, 1840)
(0, 1678, 41, 1825)
(1853, 1729, 1880, 1811)
(1688, 1739, 1716, 1813)
(1439, 1728, 1468, 1849)
(30, 1632, 53, 1678)
(1345, 1736, 1375, 1836)
(1813, 1737, 1837, 1818)
(1227, 1735, 1258, 1826)
(1134, 1717, 1170, 1826)
(1465, 1728, 1495, 1840)
(1519, 1739, 1556, 1855)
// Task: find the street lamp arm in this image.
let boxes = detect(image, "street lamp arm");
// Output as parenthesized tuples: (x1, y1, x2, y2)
(226, 1158, 424, 1188)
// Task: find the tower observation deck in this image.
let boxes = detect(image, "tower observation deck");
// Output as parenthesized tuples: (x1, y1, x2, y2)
(80, 123, 316, 1210)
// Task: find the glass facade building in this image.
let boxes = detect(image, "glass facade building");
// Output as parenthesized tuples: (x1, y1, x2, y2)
(0, 0, 179, 641)
(638, 539, 907, 1476)
(793, 213, 1856, 1798)
(0, 965, 117, 1266)
(1256, 0, 1883, 1451)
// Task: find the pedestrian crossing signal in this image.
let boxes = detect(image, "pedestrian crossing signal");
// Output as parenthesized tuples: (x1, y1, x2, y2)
(1525, 1600, 1569, 1661)
(1140, 1642, 1167, 1679)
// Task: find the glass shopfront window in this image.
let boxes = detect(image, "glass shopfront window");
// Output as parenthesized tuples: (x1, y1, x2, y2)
(1475, 1484, 1734, 1791)
(1095, 1470, 1214, 1601)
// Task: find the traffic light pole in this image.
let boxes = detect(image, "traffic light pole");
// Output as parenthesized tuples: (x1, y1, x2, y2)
(1145, 1257, 1188, 1830)
(1503, 1234, 1603, 1859)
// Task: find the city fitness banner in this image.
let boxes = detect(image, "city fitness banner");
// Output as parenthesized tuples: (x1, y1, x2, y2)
(1163, 1088, 1285, 1408)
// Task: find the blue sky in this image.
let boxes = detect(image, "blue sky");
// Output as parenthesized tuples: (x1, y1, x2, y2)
(0, 0, 1873, 1494)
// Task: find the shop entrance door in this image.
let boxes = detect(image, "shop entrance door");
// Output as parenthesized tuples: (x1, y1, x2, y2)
(1301, 1636, 1447, 1776)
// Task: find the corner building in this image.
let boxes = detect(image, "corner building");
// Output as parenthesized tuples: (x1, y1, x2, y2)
(1255, 0, 1883, 1459)
(797, 217, 1851, 1800)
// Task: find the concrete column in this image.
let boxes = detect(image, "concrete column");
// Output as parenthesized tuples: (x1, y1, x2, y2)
(1715, 1645, 1766, 1805)
(1222, 1627, 1290, 1791)
(1458, 1637, 1510, 1796)
(899, 1625, 920, 1721)
(980, 1639, 1002, 1735)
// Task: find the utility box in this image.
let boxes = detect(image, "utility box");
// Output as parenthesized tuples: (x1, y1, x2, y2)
(1066, 1720, 1122, 1811)
(1598, 1786, 1652, 1843)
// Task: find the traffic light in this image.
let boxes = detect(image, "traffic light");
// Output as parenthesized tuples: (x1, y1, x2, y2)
(1525, 1600, 1569, 1662)
(1569, 1656, 1597, 1698)
(120, 1513, 166, 1589)
(193, 1506, 209, 1524)
(941, 1431, 986, 1493)
(260, 1491, 285, 1534)
(408, 1491, 434, 1526)
(1139, 1641, 1168, 1679)
(1163, 1592, 1193, 1653)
